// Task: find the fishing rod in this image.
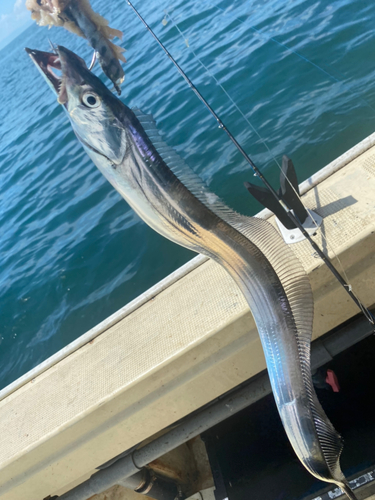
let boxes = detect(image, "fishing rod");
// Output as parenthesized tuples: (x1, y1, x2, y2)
(126, 0, 375, 326)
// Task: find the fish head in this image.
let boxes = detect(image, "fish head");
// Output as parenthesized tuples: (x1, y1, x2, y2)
(26, 45, 127, 166)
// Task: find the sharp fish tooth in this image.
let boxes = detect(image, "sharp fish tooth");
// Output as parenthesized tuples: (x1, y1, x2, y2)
(88, 51, 97, 71)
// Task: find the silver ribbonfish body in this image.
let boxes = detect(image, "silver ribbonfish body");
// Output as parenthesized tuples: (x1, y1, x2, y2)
(27, 45, 357, 500)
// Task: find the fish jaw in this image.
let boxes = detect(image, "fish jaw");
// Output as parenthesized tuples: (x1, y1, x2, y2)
(25, 45, 86, 106)
(26, 45, 98, 106)
(56, 45, 89, 105)
(25, 47, 63, 100)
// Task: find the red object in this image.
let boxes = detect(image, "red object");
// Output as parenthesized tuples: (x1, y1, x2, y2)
(326, 369, 340, 392)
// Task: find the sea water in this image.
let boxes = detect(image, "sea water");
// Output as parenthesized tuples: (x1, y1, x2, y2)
(1, 0, 375, 390)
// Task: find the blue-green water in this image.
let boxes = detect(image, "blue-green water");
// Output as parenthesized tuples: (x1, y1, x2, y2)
(1, 0, 375, 391)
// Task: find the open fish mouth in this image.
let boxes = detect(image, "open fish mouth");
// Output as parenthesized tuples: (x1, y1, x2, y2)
(26, 45, 88, 105)
(25, 47, 65, 99)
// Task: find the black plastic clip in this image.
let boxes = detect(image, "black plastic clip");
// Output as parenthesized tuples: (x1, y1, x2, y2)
(244, 155, 308, 230)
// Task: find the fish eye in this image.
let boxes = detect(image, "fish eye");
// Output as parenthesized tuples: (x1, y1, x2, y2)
(82, 92, 101, 108)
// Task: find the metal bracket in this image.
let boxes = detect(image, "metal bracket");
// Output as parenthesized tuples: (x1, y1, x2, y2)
(245, 155, 322, 243)
(275, 209, 322, 244)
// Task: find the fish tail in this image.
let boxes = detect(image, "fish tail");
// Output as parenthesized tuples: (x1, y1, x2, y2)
(228, 216, 349, 485)
(340, 481, 358, 500)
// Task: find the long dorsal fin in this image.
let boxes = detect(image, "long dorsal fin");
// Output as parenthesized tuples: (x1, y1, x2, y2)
(131, 107, 345, 483)
(132, 107, 237, 222)
(131, 107, 314, 345)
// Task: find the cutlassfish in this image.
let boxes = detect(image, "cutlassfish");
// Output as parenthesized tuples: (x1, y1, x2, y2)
(26, 45, 357, 499)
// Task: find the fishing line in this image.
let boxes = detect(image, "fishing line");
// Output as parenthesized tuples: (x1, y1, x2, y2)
(163, 5, 350, 277)
(203, 0, 375, 115)
(305, 205, 375, 324)
(163, 9, 282, 171)
(164, 6, 375, 325)
(126, 0, 375, 326)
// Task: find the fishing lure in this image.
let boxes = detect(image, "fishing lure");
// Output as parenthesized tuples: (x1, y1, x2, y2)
(25, 0, 125, 92)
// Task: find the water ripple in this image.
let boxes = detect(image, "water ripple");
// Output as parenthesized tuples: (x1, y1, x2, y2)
(0, 0, 375, 389)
